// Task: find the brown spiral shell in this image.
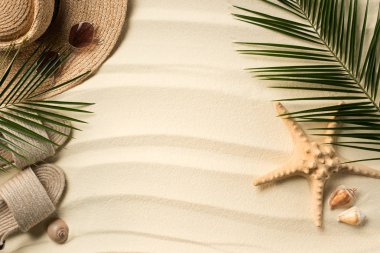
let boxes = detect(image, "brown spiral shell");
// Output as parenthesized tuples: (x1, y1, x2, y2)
(47, 218, 69, 244)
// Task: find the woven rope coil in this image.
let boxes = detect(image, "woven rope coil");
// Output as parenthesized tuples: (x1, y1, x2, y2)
(0, 117, 69, 247)
(1, 111, 55, 168)
(0, 168, 56, 232)
(0, 164, 66, 246)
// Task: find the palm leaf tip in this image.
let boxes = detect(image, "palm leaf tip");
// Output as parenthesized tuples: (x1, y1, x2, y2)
(234, 0, 380, 162)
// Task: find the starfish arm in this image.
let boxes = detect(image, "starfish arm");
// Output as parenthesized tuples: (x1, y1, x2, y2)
(341, 163, 380, 178)
(320, 116, 340, 156)
(323, 102, 344, 144)
(274, 102, 310, 149)
(323, 118, 339, 144)
(309, 178, 326, 228)
(253, 162, 303, 186)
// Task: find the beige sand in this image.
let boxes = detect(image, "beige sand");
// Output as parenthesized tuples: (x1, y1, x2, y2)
(2, 0, 380, 252)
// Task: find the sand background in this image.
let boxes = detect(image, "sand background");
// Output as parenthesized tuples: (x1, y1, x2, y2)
(2, 0, 380, 252)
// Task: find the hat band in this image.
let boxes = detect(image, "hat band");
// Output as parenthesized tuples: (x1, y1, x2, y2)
(52, 0, 60, 23)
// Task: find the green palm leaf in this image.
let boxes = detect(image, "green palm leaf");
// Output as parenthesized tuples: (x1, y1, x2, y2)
(234, 0, 380, 162)
(0, 45, 93, 170)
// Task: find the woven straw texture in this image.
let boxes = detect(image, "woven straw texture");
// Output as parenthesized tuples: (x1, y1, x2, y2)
(0, 116, 71, 170)
(0, 0, 128, 98)
(0, 164, 65, 246)
(0, 0, 54, 47)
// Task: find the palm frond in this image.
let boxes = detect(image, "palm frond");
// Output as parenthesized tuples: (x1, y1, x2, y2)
(234, 0, 380, 161)
(0, 45, 92, 170)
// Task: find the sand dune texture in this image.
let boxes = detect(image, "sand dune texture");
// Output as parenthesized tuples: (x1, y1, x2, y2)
(2, 0, 380, 252)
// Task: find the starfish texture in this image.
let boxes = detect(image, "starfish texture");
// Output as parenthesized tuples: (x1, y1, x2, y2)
(254, 102, 380, 227)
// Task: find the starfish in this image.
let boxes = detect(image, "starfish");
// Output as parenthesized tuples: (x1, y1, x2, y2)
(254, 102, 380, 227)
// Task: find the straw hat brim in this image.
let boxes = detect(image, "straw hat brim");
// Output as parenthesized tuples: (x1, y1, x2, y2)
(12, 0, 128, 98)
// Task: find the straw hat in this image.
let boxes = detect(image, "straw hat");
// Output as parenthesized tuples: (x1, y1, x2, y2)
(0, 0, 128, 97)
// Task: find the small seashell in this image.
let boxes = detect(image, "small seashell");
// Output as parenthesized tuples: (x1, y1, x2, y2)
(47, 218, 69, 244)
(328, 185, 357, 209)
(337, 206, 366, 226)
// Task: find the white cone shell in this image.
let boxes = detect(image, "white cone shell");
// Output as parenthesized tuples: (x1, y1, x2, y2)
(338, 206, 366, 226)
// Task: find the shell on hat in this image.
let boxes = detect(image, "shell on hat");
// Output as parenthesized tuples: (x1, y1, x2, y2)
(328, 185, 357, 209)
(337, 206, 366, 226)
